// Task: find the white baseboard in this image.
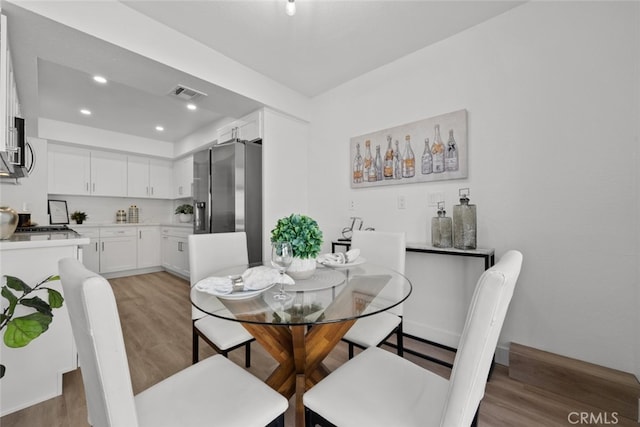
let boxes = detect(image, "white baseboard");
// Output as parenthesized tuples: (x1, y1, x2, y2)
(404, 319, 511, 366)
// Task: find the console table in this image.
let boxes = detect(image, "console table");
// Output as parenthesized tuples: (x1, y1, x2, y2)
(332, 240, 495, 271)
(331, 239, 497, 373)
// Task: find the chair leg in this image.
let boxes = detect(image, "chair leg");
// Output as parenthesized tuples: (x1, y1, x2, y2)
(348, 342, 354, 359)
(267, 413, 285, 427)
(396, 319, 404, 357)
(192, 325, 199, 364)
(245, 341, 251, 368)
(471, 406, 479, 427)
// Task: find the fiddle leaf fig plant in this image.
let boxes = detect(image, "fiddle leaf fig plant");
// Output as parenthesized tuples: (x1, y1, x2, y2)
(271, 214, 323, 259)
(1, 275, 63, 379)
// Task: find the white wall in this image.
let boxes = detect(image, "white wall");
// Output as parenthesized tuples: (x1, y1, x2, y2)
(262, 108, 310, 258)
(309, 1, 640, 374)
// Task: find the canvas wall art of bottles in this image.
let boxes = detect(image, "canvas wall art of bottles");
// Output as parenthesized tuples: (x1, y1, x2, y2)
(453, 188, 477, 250)
(350, 109, 467, 188)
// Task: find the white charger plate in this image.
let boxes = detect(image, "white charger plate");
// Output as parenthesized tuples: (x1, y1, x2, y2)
(197, 282, 277, 300)
(317, 256, 366, 268)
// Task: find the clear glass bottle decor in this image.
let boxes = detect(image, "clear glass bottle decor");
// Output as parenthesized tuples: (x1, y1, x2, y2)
(364, 140, 373, 182)
(383, 135, 394, 180)
(421, 138, 433, 175)
(453, 188, 477, 249)
(393, 140, 402, 180)
(375, 145, 383, 181)
(402, 135, 415, 178)
(445, 129, 459, 172)
(432, 124, 445, 173)
(352, 143, 364, 183)
(366, 141, 377, 182)
(431, 201, 452, 248)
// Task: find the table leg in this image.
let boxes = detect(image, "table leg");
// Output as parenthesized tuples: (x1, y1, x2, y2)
(241, 320, 355, 427)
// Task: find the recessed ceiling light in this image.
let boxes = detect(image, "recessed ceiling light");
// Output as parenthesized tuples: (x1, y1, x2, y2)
(155, 126, 164, 132)
(187, 103, 197, 111)
(93, 75, 107, 84)
(80, 109, 92, 115)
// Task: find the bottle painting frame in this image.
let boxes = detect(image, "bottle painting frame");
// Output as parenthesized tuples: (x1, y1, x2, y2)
(350, 109, 468, 188)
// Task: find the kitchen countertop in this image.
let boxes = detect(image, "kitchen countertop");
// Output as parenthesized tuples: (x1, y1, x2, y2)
(70, 222, 193, 229)
(0, 230, 90, 250)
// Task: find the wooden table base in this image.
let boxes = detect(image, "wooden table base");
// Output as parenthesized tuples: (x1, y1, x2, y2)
(242, 320, 355, 427)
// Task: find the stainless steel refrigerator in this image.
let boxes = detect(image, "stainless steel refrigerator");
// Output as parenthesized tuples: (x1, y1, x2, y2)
(193, 140, 262, 263)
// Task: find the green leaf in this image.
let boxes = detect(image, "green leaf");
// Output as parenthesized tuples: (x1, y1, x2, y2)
(3, 313, 52, 348)
(45, 275, 60, 283)
(5, 276, 31, 293)
(20, 296, 53, 316)
(47, 289, 64, 309)
(2, 286, 18, 306)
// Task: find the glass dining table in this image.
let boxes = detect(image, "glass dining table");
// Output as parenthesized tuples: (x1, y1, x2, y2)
(190, 261, 412, 427)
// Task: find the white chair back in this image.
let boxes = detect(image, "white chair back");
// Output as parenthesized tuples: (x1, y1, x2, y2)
(59, 258, 139, 427)
(351, 230, 406, 316)
(188, 232, 249, 320)
(440, 250, 523, 427)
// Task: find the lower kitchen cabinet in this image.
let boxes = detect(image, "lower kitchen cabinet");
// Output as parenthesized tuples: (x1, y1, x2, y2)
(161, 227, 191, 277)
(100, 227, 137, 273)
(137, 226, 161, 268)
(78, 227, 100, 273)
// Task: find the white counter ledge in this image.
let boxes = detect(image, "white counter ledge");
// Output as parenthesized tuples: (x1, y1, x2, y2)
(0, 230, 89, 251)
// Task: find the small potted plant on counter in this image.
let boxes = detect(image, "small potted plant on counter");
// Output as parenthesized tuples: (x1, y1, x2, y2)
(271, 213, 323, 279)
(70, 211, 87, 225)
(175, 204, 194, 223)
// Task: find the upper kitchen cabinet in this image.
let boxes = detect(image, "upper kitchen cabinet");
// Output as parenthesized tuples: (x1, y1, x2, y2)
(127, 155, 173, 199)
(48, 144, 127, 196)
(217, 110, 262, 144)
(1, 13, 21, 154)
(48, 144, 91, 195)
(173, 154, 193, 199)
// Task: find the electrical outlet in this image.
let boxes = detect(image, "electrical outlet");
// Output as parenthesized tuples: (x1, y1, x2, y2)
(428, 192, 445, 207)
(349, 199, 356, 210)
(397, 195, 406, 209)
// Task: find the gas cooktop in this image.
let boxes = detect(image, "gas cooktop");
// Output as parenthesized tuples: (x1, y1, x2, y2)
(15, 225, 70, 233)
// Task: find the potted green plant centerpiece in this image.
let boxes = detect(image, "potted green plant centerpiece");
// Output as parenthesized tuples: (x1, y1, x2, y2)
(70, 211, 87, 224)
(175, 204, 194, 223)
(271, 213, 323, 279)
(1, 274, 64, 379)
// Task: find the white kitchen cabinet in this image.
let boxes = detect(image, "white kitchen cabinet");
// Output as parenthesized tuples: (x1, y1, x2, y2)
(216, 110, 262, 144)
(99, 227, 137, 273)
(48, 144, 127, 197)
(90, 150, 128, 197)
(1, 13, 21, 155)
(48, 144, 92, 195)
(78, 227, 100, 273)
(161, 227, 190, 277)
(128, 155, 173, 199)
(173, 155, 193, 198)
(137, 226, 161, 268)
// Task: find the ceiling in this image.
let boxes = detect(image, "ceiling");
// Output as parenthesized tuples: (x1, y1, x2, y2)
(3, 0, 524, 144)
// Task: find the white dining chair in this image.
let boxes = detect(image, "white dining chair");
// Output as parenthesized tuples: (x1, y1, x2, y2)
(189, 232, 255, 366)
(59, 257, 288, 427)
(304, 250, 523, 427)
(341, 230, 406, 358)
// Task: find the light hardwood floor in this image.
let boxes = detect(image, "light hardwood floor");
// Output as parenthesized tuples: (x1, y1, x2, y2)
(2, 271, 636, 426)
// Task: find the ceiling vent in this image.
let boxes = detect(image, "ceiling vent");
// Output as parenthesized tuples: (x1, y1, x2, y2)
(168, 84, 207, 101)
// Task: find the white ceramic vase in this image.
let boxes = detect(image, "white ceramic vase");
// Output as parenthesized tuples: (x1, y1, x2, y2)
(0, 206, 18, 240)
(179, 213, 193, 223)
(287, 257, 316, 280)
